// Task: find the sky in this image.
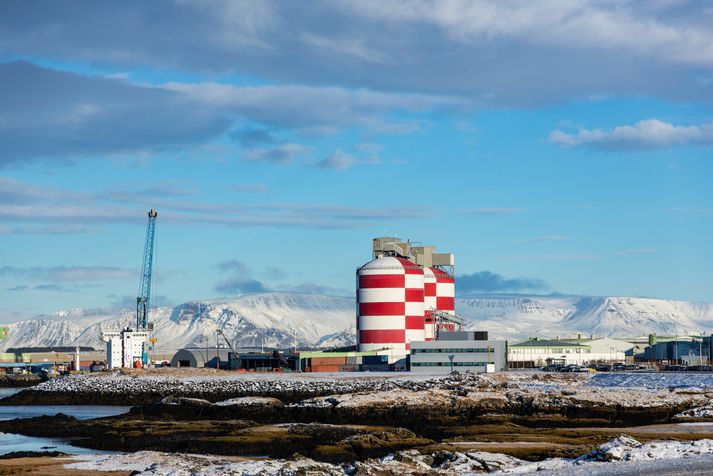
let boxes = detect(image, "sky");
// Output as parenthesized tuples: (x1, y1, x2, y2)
(1, 0, 712, 321)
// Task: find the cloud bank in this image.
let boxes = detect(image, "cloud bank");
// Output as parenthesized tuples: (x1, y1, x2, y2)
(550, 119, 713, 150)
(457, 271, 550, 295)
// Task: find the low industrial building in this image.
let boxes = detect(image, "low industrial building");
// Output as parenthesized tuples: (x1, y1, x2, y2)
(643, 339, 710, 365)
(171, 347, 297, 371)
(410, 331, 507, 373)
(298, 349, 398, 372)
(508, 337, 630, 368)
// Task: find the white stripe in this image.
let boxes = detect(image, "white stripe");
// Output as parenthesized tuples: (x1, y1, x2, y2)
(405, 302, 424, 316)
(405, 274, 424, 288)
(358, 288, 405, 303)
(358, 268, 405, 276)
(424, 296, 437, 308)
(358, 315, 405, 330)
(359, 343, 407, 353)
(406, 329, 426, 343)
(436, 282, 455, 297)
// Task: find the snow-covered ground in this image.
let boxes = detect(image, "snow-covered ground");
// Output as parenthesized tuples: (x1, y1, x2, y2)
(587, 372, 713, 391)
(64, 437, 713, 475)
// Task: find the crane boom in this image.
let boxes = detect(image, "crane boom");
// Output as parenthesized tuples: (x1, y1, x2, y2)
(217, 329, 241, 370)
(136, 209, 158, 330)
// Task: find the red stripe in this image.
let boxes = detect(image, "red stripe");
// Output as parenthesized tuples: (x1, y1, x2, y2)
(395, 257, 424, 275)
(359, 274, 404, 288)
(359, 329, 405, 343)
(431, 267, 453, 281)
(405, 343, 410, 350)
(405, 288, 423, 302)
(405, 315, 424, 329)
(424, 283, 436, 296)
(359, 302, 405, 316)
(436, 297, 455, 310)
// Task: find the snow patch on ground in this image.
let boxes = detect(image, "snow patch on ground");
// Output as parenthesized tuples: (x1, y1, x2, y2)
(587, 373, 713, 391)
(66, 437, 713, 475)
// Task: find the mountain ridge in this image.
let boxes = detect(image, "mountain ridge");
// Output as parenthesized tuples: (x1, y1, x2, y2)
(1, 292, 712, 352)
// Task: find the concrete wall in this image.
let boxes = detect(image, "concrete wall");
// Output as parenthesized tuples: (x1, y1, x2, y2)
(410, 340, 507, 373)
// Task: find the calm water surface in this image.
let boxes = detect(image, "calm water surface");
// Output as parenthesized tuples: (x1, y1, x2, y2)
(0, 388, 129, 455)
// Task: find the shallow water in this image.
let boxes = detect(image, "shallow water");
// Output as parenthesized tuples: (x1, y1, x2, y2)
(0, 405, 130, 421)
(0, 388, 22, 399)
(0, 432, 118, 455)
(0, 391, 130, 455)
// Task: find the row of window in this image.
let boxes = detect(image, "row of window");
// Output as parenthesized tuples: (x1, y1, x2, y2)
(510, 348, 585, 354)
(412, 362, 490, 367)
(412, 348, 492, 354)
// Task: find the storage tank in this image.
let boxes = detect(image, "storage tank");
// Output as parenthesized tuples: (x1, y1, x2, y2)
(432, 266, 456, 332)
(356, 256, 425, 353)
(423, 266, 437, 340)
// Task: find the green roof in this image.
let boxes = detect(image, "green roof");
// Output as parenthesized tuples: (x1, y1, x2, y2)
(510, 339, 590, 348)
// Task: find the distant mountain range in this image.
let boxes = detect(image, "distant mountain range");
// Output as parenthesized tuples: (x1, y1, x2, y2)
(2, 292, 712, 352)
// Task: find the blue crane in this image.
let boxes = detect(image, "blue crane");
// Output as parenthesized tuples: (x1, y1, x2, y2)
(136, 209, 158, 330)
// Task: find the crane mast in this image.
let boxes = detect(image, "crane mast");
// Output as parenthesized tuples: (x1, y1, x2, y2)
(136, 209, 158, 330)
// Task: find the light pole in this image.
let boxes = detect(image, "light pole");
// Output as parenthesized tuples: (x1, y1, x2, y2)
(674, 334, 678, 366)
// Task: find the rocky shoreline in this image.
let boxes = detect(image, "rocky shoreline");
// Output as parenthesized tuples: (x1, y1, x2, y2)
(3, 371, 713, 465)
(0, 374, 44, 388)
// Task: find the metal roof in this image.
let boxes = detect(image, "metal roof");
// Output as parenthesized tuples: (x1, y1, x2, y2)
(510, 339, 590, 348)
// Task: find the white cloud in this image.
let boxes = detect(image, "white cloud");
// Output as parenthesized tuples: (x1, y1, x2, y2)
(4, 1, 713, 108)
(243, 143, 313, 165)
(550, 119, 713, 150)
(314, 150, 380, 170)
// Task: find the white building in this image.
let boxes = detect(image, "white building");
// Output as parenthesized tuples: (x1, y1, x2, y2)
(508, 337, 632, 368)
(410, 333, 507, 374)
(102, 328, 149, 369)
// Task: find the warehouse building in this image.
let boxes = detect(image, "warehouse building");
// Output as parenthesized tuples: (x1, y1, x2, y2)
(508, 337, 630, 368)
(298, 349, 401, 372)
(643, 339, 709, 365)
(171, 347, 297, 371)
(410, 331, 507, 373)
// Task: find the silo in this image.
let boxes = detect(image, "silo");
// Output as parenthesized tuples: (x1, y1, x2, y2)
(423, 267, 437, 340)
(356, 256, 425, 353)
(432, 266, 456, 332)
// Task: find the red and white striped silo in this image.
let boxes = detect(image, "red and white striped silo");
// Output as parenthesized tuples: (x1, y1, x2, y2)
(356, 256, 425, 353)
(423, 266, 437, 340)
(432, 266, 456, 332)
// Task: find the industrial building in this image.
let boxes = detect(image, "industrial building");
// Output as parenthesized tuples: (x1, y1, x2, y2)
(643, 338, 710, 365)
(356, 237, 462, 359)
(171, 347, 297, 371)
(103, 328, 150, 369)
(298, 349, 400, 372)
(410, 331, 506, 373)
(508, 337, 631, 367)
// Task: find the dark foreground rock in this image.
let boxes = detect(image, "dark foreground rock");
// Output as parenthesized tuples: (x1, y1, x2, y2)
(0, 374, 43, 388)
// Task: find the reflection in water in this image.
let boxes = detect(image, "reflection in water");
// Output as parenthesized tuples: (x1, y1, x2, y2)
(0, 392, 130, 455)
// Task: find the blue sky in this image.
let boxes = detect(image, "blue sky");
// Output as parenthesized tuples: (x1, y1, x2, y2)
(1, 1, 712, 320)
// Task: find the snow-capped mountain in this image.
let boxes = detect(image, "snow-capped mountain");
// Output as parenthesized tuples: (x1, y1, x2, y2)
(2, 292, 713, 351)
(0, 292, 356, 352)
(457, 295, 713, 340)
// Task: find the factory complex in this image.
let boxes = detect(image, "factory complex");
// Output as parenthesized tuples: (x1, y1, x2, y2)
(3, 220, 709, 376)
